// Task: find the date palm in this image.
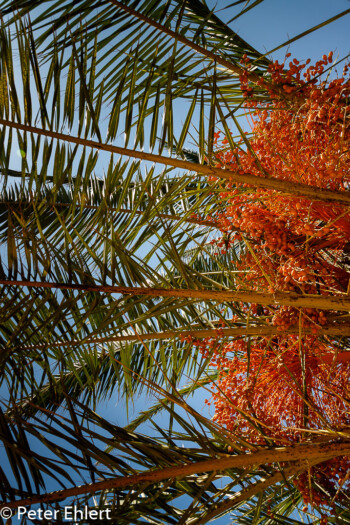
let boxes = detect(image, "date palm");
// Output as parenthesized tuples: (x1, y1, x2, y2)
(0, 1, 350, 523)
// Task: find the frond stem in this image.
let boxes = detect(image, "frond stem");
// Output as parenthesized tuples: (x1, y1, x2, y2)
(1, 119, 350, 204)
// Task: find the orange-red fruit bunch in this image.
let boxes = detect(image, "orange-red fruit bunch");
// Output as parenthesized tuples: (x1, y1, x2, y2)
(205, 54, 350, 510)
(211, 54, 350, 324)
(201, 335, 350, 510)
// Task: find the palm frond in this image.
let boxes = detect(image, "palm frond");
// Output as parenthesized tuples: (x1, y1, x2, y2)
(0, 1, 349, 522)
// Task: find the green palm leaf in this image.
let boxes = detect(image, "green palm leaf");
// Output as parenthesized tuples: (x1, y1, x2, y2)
(0, 1, 349, 522)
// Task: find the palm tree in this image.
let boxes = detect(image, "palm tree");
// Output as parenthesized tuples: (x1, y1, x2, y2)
(0, 1, 350, 522)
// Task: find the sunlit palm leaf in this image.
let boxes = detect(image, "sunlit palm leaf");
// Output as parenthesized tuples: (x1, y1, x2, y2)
(0, 1, 349, 522)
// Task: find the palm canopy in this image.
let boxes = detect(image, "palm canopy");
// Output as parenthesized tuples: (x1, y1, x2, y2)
(0, 0, 350, 523)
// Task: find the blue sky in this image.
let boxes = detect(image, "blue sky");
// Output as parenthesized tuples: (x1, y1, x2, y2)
(221, 0, 350, 64)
